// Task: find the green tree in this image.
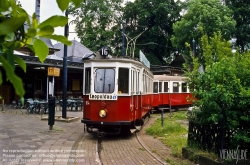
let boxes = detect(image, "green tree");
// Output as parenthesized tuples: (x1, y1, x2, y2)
(123, 0, 184, 65)
(186, 32, 250, 151)
(68, 0, 123, 54)
(0, 0, 81, 99)
(171, 0, 236, 66)
(224, 0, 250, 52)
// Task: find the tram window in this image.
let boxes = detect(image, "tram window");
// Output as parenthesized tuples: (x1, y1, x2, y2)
(153, 82, 158, 93)
(159, 82, 162, 93)
(118, 68, 129, 94)
(137, 72, 139, 92)
(85, 68, 91, 93)
(164, 82, 168, 92)
(182, 83, 187, 93)
(94, 68, 115, 93)
(173, 82, 179, 93)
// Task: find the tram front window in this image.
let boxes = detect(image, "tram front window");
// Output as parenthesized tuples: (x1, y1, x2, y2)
(94, 68, 115, 93)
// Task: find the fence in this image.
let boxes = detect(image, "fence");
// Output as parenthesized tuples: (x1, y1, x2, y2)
(188, 121, 233, 154)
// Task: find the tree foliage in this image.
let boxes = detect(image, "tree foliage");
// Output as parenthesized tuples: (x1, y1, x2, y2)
(185, 32, 250, 150)
(68, 0, 123, 54)
(0, 0, 79, 99)
(122, 0, 184, 65)
(171, 0, 236, 66)
(224, 0, 250, 52)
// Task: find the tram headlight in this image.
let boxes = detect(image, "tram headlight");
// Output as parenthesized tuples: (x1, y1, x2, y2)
(99, 109, 107, 118)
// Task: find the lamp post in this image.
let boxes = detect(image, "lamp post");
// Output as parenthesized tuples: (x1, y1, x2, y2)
(62, 9, 69, 118)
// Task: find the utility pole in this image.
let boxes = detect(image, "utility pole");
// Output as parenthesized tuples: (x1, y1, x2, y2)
(122, 20, 126, 56)
(62, 9, 69, 118)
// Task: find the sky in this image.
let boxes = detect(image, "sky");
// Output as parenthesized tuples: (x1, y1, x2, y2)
(19, 0, 80, 44)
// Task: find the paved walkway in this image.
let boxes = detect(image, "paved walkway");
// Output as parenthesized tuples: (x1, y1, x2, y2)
(0, 107, 98, 165)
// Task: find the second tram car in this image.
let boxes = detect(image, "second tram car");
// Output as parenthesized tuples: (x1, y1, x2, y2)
(81, 57, 154, 134)
(152, 75, 192, 111)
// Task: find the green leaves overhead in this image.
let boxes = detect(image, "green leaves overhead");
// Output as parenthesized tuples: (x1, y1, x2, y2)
(37, 26, 54, 36)
(38, 16, 68, 29)
(57, 0, 83, 12)
(0, 56, 25, 97)
(33, 38, 49, 62)
(56, 0, 70, 11)
(42, 35, 71, 45)
(0, 15, 26, 36)
(0, 0, 72, 99)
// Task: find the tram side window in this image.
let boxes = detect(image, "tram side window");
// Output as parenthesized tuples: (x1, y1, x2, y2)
(94, 68, 115, 93)
(159, 82, 162, 93)
(164, 82, 168, 92)
(181, 83, 187, 93)
(173, 82, 179, 93)
(153, 82, 158, 93)
(85, 68, 91, 93)
(118, 68, 129, 94)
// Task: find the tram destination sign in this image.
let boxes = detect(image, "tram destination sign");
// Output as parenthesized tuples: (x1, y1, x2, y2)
(89, 94, 117, 100)
(139, 50, 150, 68)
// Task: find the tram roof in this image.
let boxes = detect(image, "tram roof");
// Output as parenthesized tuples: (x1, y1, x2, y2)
(153, 75, 187, 81)
(85, 56, 152, 73)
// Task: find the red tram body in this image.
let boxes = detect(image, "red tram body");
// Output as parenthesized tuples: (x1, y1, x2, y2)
(82, 57, 154, 134)
(81, 57, 192, 134)
(152, 75, 192, 111)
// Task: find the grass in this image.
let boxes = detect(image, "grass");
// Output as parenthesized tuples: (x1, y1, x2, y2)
(145, 111, 189, 158)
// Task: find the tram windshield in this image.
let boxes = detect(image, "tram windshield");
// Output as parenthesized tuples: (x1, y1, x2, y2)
(94, 68, 115, 93)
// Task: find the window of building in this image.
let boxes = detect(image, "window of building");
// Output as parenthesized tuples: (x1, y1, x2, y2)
(72, 79, 80, 91)
(36, 79, 42, 92)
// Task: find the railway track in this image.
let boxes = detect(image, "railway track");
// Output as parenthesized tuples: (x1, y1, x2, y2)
(96, 116, 167, 165)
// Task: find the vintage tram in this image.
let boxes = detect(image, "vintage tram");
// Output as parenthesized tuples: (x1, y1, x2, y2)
(152, 75, 192, 111)
(81, 56, 154, 134)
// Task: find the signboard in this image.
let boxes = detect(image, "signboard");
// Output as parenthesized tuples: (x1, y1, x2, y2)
(48, 67, 60, 77)
(139, 50, 150, 68)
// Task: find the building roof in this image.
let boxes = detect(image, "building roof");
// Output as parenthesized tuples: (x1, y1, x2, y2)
(54, 40, 94, 62)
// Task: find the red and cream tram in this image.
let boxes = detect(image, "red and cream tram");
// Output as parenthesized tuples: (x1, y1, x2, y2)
(152, 75, 192, 111)
(81, 56, 154, 134)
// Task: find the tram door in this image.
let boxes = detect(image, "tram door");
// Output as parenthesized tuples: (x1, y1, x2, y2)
(158, 81, 163, 105)
(131, 68, 140, 121)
